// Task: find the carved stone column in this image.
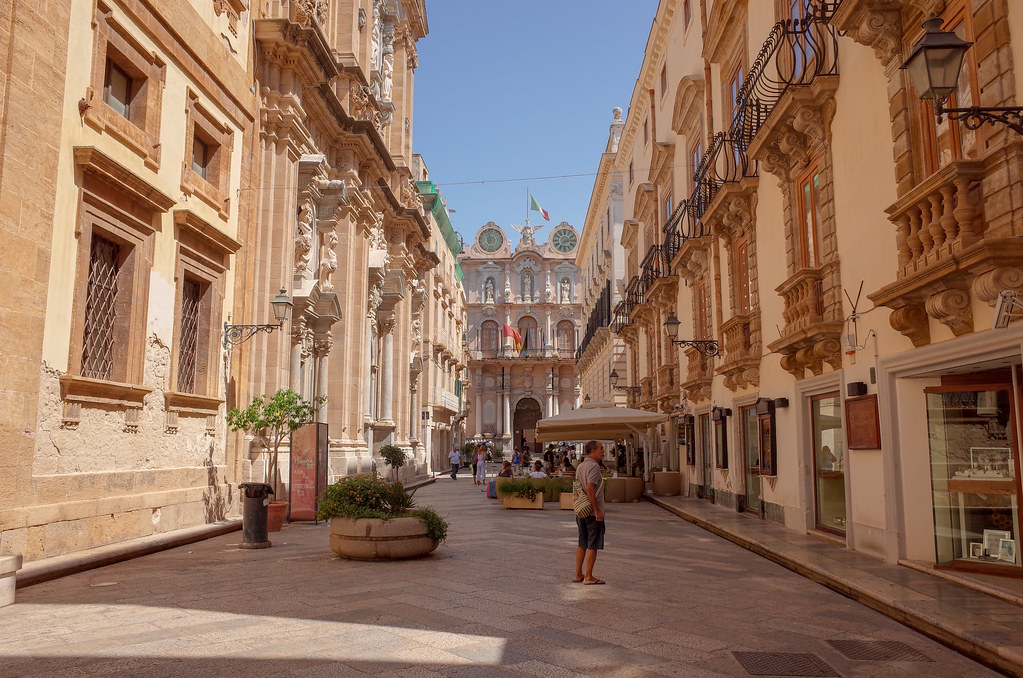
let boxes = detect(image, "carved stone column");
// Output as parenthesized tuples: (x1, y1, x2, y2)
(314, 333, 332, 423)
(379, 315, 395, 424)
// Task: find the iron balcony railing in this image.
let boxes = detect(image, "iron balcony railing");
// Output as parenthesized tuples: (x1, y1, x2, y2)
(639, 243, 670, 295)
(625, 276, 645, 308)
(576, 281, 612, 360)
(611, 298, 633, 334)
(662, 8, 840, 254)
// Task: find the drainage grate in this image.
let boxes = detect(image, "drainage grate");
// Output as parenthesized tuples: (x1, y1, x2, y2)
(827, 640, 932, 662)
(732, 652, 840, 677)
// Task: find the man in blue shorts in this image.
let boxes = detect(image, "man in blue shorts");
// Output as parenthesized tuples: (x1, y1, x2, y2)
(573, 440, 606, 585)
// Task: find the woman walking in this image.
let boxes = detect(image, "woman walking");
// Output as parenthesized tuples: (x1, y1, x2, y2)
(475, 446, 488, 486)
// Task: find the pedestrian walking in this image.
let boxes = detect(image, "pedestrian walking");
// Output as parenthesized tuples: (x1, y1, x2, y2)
(512, 449, 520, 474)
(448, 447, 461, 479)
(470, 445, 479, 484)
(573, 440, 606, 585)
(475, 447, 487, 486)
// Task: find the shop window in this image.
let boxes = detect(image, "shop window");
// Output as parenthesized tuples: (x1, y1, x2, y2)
(713, 407, 729, 469)
(795, 160, 823, 269)
(682, 415, 696, 466)
(926, 383, 1019, 570)
(756, 397, 777, 476)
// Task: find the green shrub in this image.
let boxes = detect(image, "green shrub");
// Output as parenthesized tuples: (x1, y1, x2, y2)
(316, 475, 447, 543)
(496, 478, 540, 501)
(378, 444, 407, 480)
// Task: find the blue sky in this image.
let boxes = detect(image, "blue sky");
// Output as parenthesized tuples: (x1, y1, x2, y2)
(413, 1, 658, 249)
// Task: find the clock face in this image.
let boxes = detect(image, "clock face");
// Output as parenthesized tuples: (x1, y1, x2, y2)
(551, 228, 577, 253)
(478, 228, 504, 252)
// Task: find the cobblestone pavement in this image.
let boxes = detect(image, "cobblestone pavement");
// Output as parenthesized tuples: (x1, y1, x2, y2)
(0, 473, 1000, 677)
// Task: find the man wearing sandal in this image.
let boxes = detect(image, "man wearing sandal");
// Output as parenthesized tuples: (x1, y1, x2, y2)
(573, 440, 607, 585)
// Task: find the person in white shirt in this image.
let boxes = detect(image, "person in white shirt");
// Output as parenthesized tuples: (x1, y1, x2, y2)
(528, 460, 547, 479)
(448, 447, 461, 480)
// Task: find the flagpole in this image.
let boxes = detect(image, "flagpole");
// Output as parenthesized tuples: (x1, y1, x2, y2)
(525, 187, 530, 228)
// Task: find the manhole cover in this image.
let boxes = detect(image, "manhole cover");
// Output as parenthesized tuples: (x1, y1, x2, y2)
(732, 652, 840, 677)
(827, 640, 932, 662)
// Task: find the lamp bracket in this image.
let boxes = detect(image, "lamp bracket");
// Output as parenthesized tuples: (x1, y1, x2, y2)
(937, 102, 1023, 135)
(223, 321, 285, 348)
(669, 338, 721, 357)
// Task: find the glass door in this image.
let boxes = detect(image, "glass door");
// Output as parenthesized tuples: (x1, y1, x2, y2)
(812, 393, 846, 534)
(700, 413, 713, 499)
(927, 385, 1020, 570)
(743, 406, 761, 514)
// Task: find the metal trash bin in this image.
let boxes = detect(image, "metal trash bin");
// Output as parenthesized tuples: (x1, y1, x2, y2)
(238, 482, 274, 549)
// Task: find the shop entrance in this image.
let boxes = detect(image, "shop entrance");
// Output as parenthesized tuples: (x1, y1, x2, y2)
(514, 397, 542, 455)
(742, 406, 761, 514)
(811, 393, 846, 534)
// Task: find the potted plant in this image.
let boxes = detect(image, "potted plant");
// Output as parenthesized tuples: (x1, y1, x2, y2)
(496, 478, 544, 509)
(378, 444, 407, 481)
(227, 388, 324, 531)
(316, 474, 448, 560)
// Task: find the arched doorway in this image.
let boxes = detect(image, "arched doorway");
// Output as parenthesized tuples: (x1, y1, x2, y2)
(513, 397, 543, 454)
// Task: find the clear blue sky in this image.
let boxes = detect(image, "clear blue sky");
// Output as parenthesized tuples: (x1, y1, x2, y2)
(413, 1, 658, 249)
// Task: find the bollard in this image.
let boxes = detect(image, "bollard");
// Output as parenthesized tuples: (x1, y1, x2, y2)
(238, 482, 274, 549)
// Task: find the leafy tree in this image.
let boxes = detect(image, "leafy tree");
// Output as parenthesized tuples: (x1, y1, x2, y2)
(226, 389, 324, 499)
(378, 444, 407, 481)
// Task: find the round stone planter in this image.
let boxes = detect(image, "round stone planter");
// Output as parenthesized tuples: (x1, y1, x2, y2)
(329, 516, 438, 560)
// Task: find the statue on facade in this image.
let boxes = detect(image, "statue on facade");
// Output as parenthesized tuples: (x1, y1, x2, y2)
(295, 202, 314, 273)
(381, 50, 394, 100)
(318, 232, 338, 292)
(370, 0, 382, 71)
(513, 222, 539, 246)
(484, 278, 495, 304)
(560, 278, 571, 303)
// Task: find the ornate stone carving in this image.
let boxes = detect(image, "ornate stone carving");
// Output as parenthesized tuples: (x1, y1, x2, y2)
(400, 179, 421, 210)
(610, 182, 623, 199)
(926, 287, 973, 336)
(973, 266, 1023, 305)
(370, 0, 382, 70)
(318, 231, 338, 292)
(315, 334, 334, 355)
(295, 201, 314, 273)
(349, 83, 373, 121)
(294, 0, 328, 27)
(888, 303, 930, 347)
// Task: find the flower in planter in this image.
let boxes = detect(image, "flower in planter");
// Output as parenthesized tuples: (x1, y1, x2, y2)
(316, 474, 448, 544)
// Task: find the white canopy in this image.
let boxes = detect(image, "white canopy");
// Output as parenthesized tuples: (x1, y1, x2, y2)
(534, 401, 669, 442)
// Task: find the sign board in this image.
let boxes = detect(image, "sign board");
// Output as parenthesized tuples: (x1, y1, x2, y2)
(290, 422, 328, 520)
(845, 394, 881, 450)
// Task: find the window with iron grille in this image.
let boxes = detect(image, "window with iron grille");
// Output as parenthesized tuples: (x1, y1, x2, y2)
(82, 235, 120, 379)
(177, 277, 201, 392)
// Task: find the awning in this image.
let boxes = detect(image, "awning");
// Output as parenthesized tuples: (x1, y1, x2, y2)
(534, 401, 669, 442)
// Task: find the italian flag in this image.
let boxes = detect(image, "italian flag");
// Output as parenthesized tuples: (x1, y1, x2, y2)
(502, 323, 522, 351)
(529, 194, 550, 221)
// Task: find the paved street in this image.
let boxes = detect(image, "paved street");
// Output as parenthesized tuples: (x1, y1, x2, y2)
(0, 474, 999, 677)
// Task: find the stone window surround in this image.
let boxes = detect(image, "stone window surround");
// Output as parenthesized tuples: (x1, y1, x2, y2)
(63, 146, 175, 412)
(84, 1, 165, 171)
(167, 209, 240, 405)
(180, 90, 233, 221)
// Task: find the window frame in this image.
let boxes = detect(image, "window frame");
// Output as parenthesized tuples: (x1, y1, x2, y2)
(181, 90, 234, 221)
(794, 159, 823, 269)
(734, 234, 752, 315)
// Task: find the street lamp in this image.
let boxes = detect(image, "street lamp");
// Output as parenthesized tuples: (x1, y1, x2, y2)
(663, 312, 720, 356)
(609, 369, 642, 397)
(223, 288, 294, 348)
(902, 15, 1023, 134)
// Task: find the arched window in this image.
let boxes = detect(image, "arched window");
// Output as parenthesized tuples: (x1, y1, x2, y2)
(556, 320, 575, 352)
(520, 270, 534, 300)
(517, 316, 538, 354)
(481, 320, 499, 356)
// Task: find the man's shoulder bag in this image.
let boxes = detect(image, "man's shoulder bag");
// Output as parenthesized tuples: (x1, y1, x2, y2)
(572, 480, 593, 518)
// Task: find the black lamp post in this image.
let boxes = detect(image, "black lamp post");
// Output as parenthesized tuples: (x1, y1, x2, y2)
(609, 369, 642, 397)
(902, 15, 1023, 134)
(663, 312, 720, 356)
(224, 288, 294, 348)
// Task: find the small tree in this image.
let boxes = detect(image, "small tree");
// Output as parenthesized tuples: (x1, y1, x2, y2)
(227, 389, 324, 499)
(378, 444, 407, 481)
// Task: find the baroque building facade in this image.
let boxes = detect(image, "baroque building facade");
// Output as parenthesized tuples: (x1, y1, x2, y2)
(606, 0, 1023, 575)
(0, 0, 442, 564)
(461, 223, 582, 452)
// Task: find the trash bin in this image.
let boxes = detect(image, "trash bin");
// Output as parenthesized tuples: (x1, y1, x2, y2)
(238, 482, 274, 549)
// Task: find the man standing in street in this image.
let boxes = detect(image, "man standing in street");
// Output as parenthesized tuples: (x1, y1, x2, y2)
(573, 440, 606, 585)
(449, 446, 461, 480)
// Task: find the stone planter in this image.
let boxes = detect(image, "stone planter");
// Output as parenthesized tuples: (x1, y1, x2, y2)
(329, 516, 438, 560)
(559, 494, 575, 510)
(0, 555, 23, 607)
(652, 471, 682, 496)
(501, 492, 544, 509)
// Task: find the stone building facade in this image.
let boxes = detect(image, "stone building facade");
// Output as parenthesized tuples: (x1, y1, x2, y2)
(412, 155, 468, 471)
(576, 109, 628, 406)
(461, 223, 582, 452)
(609, 0, 1023, 574)
(0, 0, 440, 563)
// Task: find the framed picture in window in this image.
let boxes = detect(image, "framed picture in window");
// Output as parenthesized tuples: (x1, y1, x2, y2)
(1000, 539, 1017, 564)
(983, 529, 1012, 558)
(845, 394, 881, 450)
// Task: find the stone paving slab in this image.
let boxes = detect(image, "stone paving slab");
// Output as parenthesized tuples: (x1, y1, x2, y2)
(0, 473, 1004, 677)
